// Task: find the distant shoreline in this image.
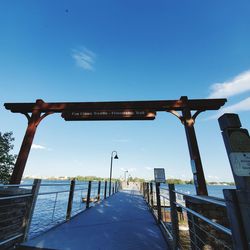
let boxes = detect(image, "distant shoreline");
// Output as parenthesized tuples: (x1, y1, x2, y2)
(22, 177, 235, 186)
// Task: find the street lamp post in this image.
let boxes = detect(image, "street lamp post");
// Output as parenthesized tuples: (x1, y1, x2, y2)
(109, 151, 119, 196)
(124, 170, 128, 183)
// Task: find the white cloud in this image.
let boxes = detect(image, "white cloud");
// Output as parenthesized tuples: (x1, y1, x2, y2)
(209, 70, 250, 98)
(31, 144, 46, 150)
(220, 97, 250, 113)
(72, 47, 96, 71)
(207, 97, 250, 120)
(145, 167, 153, 171)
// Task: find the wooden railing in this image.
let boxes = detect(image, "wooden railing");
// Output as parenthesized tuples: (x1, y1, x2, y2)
(141, 182, 235, 249)
(0, 179, 120, 249)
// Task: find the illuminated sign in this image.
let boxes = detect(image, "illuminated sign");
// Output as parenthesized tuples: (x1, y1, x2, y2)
(62, 110, 156, 121)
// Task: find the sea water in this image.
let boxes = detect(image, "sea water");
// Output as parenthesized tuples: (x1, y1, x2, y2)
(23, 179, 235, 238)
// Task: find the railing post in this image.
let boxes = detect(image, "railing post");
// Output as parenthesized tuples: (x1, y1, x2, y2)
(24, 179, 41, 241)
(150, 182, 154, 208)
(219, 113, 250, 247)
(169, 184, 180, 250)
(112, 183, 114, 195)
(86, 181, 92, 209)
(223, 189, 248, 250)
(143, 182, 146, 198)
(155, 182, 162, 223)
(66, 179, 75, 221)
(147, 183, 150, 204)
(97, 181, 101, 201)
(156, 182, 162, 223)
(104, 181, 107, 199)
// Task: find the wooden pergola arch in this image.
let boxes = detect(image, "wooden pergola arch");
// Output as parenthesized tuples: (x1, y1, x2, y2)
(4, 96, 226, 195)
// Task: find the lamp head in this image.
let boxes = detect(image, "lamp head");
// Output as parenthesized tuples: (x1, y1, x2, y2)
(114, 154, 119, 159)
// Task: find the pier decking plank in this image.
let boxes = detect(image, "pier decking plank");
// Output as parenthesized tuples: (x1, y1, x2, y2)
(20, 189, 169, 250)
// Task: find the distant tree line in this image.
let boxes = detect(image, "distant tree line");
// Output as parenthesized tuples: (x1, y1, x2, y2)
(166, 178, 194, 185)
(127, 176, 145, 182)
(145, 178, 234, 186)
(165, 178, 234, 186)
(74, 176, 120, 182)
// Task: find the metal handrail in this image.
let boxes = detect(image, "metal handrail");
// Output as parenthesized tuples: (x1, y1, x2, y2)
(0, 233, 23, 246)
(159, 194, 170, 200)
(39, 183, 70, 186)
(173, 190, 226, 207)
(142, 182, 233, 249)
(0, 194, 32, 200)
(0, 184, 34, 187)
(74, 188, 88, 192)
(0, 180, 120, 248)
(174, 201, 232, 236)
(38, 190, 70, 195)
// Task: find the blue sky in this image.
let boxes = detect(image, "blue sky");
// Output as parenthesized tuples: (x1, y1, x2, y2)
(1, 1, 250, 182)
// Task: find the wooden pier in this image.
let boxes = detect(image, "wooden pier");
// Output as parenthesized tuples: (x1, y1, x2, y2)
(19, 188, 169, 250)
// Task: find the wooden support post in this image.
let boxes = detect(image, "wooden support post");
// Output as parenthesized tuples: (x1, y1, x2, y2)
(223, 189, 248, 249)
(86, 181, 92, 209)
(147, 183, 150, 204)
(169, 184, 180, 250)
(104, 181, 107, 199)
(218, 114, 250, 190)
(66, 179, 75, 220)
(156, 182, 162, 223)
(10, 111, 41, 184)
(112, 184, 114, 195)
(24, 179, 41, 241)
(219, 113, 250, 247)
(97, 181, 101, 201)
(150, 182, 154, 207)
(181, 97, 208, 195)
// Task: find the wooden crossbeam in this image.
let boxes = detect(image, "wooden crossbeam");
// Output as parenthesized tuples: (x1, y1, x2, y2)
(4, 96, 226, 113)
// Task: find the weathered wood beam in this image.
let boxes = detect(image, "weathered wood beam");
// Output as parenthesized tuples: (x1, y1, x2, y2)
(4, 96, 226, 113)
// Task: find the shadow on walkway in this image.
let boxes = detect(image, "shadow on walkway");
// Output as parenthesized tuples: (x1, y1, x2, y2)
(20, 189, 169, 250)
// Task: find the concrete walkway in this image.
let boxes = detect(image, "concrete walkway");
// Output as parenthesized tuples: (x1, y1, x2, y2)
(20, 189, 169, 250)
